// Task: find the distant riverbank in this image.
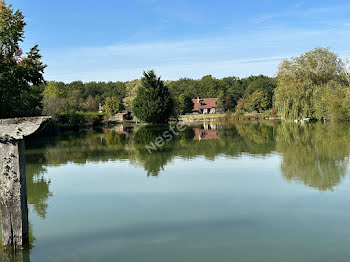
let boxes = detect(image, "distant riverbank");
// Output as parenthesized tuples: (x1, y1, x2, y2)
(180, 112, 281, 122)
(36, 112, 280, 135)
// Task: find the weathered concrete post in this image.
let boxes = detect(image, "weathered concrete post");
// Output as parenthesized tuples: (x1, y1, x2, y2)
(0, 117, 50, 249)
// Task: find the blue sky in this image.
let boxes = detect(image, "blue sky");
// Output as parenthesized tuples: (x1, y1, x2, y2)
(9, 0, 350, 82)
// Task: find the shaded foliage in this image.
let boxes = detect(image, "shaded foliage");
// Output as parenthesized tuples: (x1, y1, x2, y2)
(0, 1, 46, 118)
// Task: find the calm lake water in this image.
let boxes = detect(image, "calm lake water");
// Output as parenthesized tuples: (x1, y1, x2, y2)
(2, 121, 350, 262)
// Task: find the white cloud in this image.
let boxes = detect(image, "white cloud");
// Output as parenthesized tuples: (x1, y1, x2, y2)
(42, 24, 350, 82)
(44, 56, 283, 82)
(295, 2, 304, 8)
(253, 4, 350, 24)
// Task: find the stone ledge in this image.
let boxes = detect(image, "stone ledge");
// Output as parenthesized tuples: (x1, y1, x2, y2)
(0, 116, 51, 140)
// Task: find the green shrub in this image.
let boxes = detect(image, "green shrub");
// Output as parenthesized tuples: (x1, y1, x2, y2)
(57, 112, 103, 128)
(84, 112, 103, 126)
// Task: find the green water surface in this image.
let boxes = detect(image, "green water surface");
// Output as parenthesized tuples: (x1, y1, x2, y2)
(3, 121, 350, 262)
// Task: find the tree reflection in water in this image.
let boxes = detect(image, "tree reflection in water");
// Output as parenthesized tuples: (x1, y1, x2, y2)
(3, 121, 349, 257)
(24, 121, 350, 191)
(276, 123, 350, 191)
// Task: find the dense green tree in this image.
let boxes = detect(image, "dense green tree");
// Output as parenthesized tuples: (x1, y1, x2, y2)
(66, 81, 84, 96)
(235, 98, 245, 113)
(177, 93, 194, 114)
(243, 90, 271, 112)
(61, 89, 83, 112)
(42, 81, 66, 119)
(132, 70, 174, 123)
(100, 81, 126, 103)
(274, 48, 349, 120)
(313, 80, 350, 122)
(82, 95, 98, 112)
(238, 75, 276, 113)
(199, 75, 222, 98)
(0, 1, 46, 118)
(105, 96, 124, 116)
(43, 81, 66, 97)
(123, 79, 141, 111)
(217, 90, 226, 112)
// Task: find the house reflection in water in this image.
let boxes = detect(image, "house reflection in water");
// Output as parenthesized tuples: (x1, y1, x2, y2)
(193, 123, 219, 140)
(114, 124, 133, 138)
(99, 125, 133, 144)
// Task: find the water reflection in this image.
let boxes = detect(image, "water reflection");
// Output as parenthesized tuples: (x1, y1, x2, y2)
(0, 223, 34, 261)
(26, 162, 52, 219)
(1, 120, 347, 261)
(276, 123, 350, 190)
(23, 121, 350, 192)
(1, 249, 30, 262)
(0, 120, 347, 259)
(193, 123, 219, 140)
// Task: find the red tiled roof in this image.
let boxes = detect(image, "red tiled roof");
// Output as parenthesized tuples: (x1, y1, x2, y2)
(192, 98, 218, 112)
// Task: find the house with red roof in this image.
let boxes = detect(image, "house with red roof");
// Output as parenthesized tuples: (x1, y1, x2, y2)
(192, 97, 218, 114)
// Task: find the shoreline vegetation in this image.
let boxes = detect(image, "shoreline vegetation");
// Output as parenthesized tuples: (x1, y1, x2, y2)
(2, 2, 350, 129)
(180, 112, 281, 122)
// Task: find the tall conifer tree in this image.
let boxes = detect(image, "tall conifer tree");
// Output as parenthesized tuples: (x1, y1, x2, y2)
(132, 70, 173, 123)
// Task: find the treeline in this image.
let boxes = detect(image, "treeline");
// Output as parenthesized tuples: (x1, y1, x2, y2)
(42, 81, 125, 118)
(168, 74, 276, 114)
(40, 74, 276, 119)
(16, 47, 350, 124)
(35, 81, 123, 127)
